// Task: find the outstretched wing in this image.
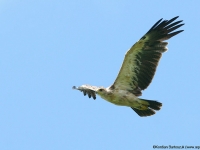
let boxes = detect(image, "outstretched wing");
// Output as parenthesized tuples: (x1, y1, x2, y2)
(111, 16, 184, 92)
(72, 85, 99, 100)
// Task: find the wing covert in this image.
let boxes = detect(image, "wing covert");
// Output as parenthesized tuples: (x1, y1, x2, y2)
(112, 16, 184, 92)
(73, 85, 99, 100)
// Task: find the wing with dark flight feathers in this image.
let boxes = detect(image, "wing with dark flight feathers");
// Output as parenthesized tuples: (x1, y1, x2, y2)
(72, 85, 99, 100)
(112, 16, 184, 92)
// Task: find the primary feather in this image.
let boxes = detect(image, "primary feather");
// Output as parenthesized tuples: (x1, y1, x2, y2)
(73, 16, 184, 117)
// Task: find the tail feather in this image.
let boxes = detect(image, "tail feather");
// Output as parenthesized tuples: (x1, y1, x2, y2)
(132, 108, 156, 117)
(131, 99, 162, 117)
(142, 99, 162, 110)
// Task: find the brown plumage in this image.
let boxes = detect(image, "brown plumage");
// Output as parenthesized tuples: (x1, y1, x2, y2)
(73, 16, 184, 117)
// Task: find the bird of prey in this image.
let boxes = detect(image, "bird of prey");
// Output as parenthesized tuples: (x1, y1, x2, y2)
(73, 16, 184, 117)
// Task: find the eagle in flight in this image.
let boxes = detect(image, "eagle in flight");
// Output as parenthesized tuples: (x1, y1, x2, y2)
(73, 16, 184, 117)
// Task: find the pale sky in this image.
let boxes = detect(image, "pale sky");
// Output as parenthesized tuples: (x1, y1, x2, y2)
(0, 1, 200, 150)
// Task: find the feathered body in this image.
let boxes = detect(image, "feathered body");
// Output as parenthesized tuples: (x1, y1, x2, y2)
(73, 16, 184, 117)
(97, 88, 138, 106)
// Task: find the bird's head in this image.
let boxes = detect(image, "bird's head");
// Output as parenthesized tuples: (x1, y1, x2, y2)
(96, 88, 107, 96)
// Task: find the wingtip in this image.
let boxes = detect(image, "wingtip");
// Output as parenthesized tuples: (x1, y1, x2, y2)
(174, 16, 179, 19)
(72, 86, 77, 89)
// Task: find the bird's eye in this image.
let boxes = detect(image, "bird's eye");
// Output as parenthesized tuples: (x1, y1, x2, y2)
(99, 89, 103, 92)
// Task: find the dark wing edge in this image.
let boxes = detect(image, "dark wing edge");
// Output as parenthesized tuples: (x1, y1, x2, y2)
(142, 16, 184, 44)
(135, 16, 184, 90)
(72, 85, 98, 100)
(112, 16, 184, 92)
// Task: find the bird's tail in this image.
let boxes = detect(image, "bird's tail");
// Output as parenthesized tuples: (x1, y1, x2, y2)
(131, 99, 162, 117)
